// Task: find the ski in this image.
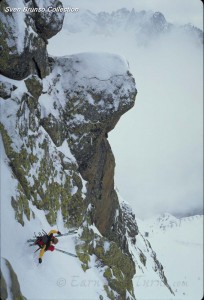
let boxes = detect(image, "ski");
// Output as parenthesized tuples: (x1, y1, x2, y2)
(26, 230, 78, 243)
(27, 238, 38, 243)
(55, 230, 78, 238)
(28, 243, 77, 257)
(55, 248, 78, 258)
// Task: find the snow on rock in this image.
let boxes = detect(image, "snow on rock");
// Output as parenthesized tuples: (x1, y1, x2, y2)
(57, 140, 77, 163)
(117, 193, 175, 299)
(40, 52, 136, 119)
(0, 71, 85, 228)
(60, 52, 130, 80)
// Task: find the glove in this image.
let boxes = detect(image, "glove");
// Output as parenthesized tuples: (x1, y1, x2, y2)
(57, 231, 62, 235)
(39, 258, 42, 264)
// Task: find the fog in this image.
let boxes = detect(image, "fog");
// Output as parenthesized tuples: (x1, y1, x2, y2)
(109, 34, 203, 219)
(48, 3, 203, 219)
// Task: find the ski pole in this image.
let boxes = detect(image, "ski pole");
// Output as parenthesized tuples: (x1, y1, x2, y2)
(34, 247, 41, 253)
(55, 248, 78, 258)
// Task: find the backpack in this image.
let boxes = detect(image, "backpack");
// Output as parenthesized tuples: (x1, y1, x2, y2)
(35, 232, 52, 249)
(41, 235, 49, 244)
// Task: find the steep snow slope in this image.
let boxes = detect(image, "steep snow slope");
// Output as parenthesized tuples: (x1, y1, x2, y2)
(1, 134, 174, 299)
(0, 136, 108, 300)
(137, 214, 203, 299)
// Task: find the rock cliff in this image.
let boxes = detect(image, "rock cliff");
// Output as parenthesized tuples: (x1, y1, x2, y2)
(0, 0, 64, 79)
(1, 258, 27, 300)
(0, 1, 173, 299)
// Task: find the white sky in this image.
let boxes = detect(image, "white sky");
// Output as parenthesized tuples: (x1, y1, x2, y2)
(52, 1, 203, 219)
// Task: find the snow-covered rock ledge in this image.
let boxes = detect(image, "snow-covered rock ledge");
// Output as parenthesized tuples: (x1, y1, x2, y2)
(40, 52, 136, 123)
(40, 52, 136, 169)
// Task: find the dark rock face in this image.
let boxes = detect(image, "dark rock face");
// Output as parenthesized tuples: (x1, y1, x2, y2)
(31, 0, 64, 40)
(0, 0, 64, 80)
(40, 53, 137, 250)
(1, 258, 27, 300)
(145, 239, 175, 295)
(84, 136, 127, 244)
(24, 75, 43, 98)
(76, 226, 136, 299)
(0, 269, 8, 300)
(120, 201, 139, 244)
(0, 82, 17, 99)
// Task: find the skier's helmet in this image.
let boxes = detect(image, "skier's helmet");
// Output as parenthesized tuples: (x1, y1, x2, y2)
(53, 237, 58, 244)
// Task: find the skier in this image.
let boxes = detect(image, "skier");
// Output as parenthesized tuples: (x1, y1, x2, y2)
(35, 229, 62, 264)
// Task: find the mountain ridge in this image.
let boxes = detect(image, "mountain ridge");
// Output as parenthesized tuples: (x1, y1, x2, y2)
(61, 8, 203, 45)
(143, 212, 203, 231)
